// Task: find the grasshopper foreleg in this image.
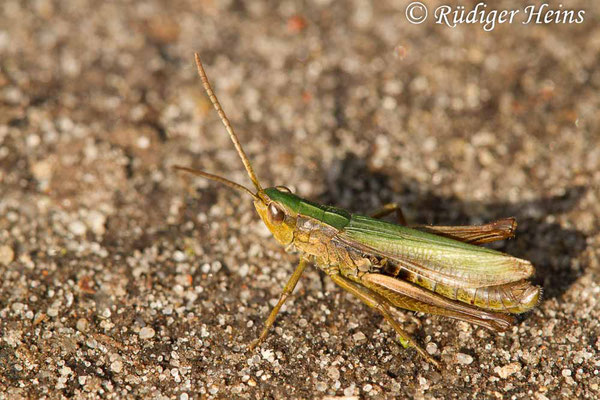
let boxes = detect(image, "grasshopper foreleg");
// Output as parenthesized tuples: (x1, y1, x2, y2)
(369, 203, 407, 225)
(327, 272, 441, 368)
(249, 257, 308, 350)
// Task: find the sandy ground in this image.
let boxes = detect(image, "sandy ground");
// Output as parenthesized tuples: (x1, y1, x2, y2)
(1, 0, 599, 398)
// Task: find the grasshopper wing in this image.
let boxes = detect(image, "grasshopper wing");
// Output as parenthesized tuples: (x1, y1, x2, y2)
(337, 214, 534, 289)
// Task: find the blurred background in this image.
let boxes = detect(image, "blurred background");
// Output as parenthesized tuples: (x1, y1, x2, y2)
(1, 0, 598, 398)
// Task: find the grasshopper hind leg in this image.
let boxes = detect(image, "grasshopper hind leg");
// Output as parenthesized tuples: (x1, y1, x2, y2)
(328, 272, 440, 368)
(369, 203, 518, 246)
(413, 217, 518, 244)
(369, 203, 407, 225)
(249, 257, 308, 350)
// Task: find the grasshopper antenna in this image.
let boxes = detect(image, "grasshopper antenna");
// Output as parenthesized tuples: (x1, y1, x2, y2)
(193, 53, 263, 192)
(173, 166, 258, 199)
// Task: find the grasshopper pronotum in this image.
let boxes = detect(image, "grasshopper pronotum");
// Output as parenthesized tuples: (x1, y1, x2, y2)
(175, 54, 541, 367)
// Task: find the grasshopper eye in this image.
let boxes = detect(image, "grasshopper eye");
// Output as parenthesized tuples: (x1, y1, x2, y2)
(268, 203, 285, 224)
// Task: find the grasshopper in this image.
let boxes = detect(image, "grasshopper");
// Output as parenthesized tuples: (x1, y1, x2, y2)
(176, 53, 541, 367)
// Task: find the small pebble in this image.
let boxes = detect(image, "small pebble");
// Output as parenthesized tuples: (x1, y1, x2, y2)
(426, 342, 438, 355)
(261, 349, 275, 362)
(0, 245, 14, 265)
(353, 331, 367, 343)
(86, 211, 106, 235)
(30, 158, 53, 180)
(76, 318, 89, 332)
(327, 366, 340, 380)
(211, 261, 222, 272)
(456, 353, 474, 365)
(495, 362, 522, 379)
(343, 384, 356, 396)
(238, 263, 249, 278)
(111, 360, 123, 373)
(173, 250, 186, 262)
(69, 220, 87, 236)
(47, 305, 59, 317)
(137, 136, 150, 149)
(139, 327, 155, 339)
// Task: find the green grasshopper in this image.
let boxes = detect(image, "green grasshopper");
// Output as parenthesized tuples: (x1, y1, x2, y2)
(176, 54, 541, 367)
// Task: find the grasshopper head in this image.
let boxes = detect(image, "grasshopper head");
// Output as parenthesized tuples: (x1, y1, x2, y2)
(254, 186, 299, 246)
